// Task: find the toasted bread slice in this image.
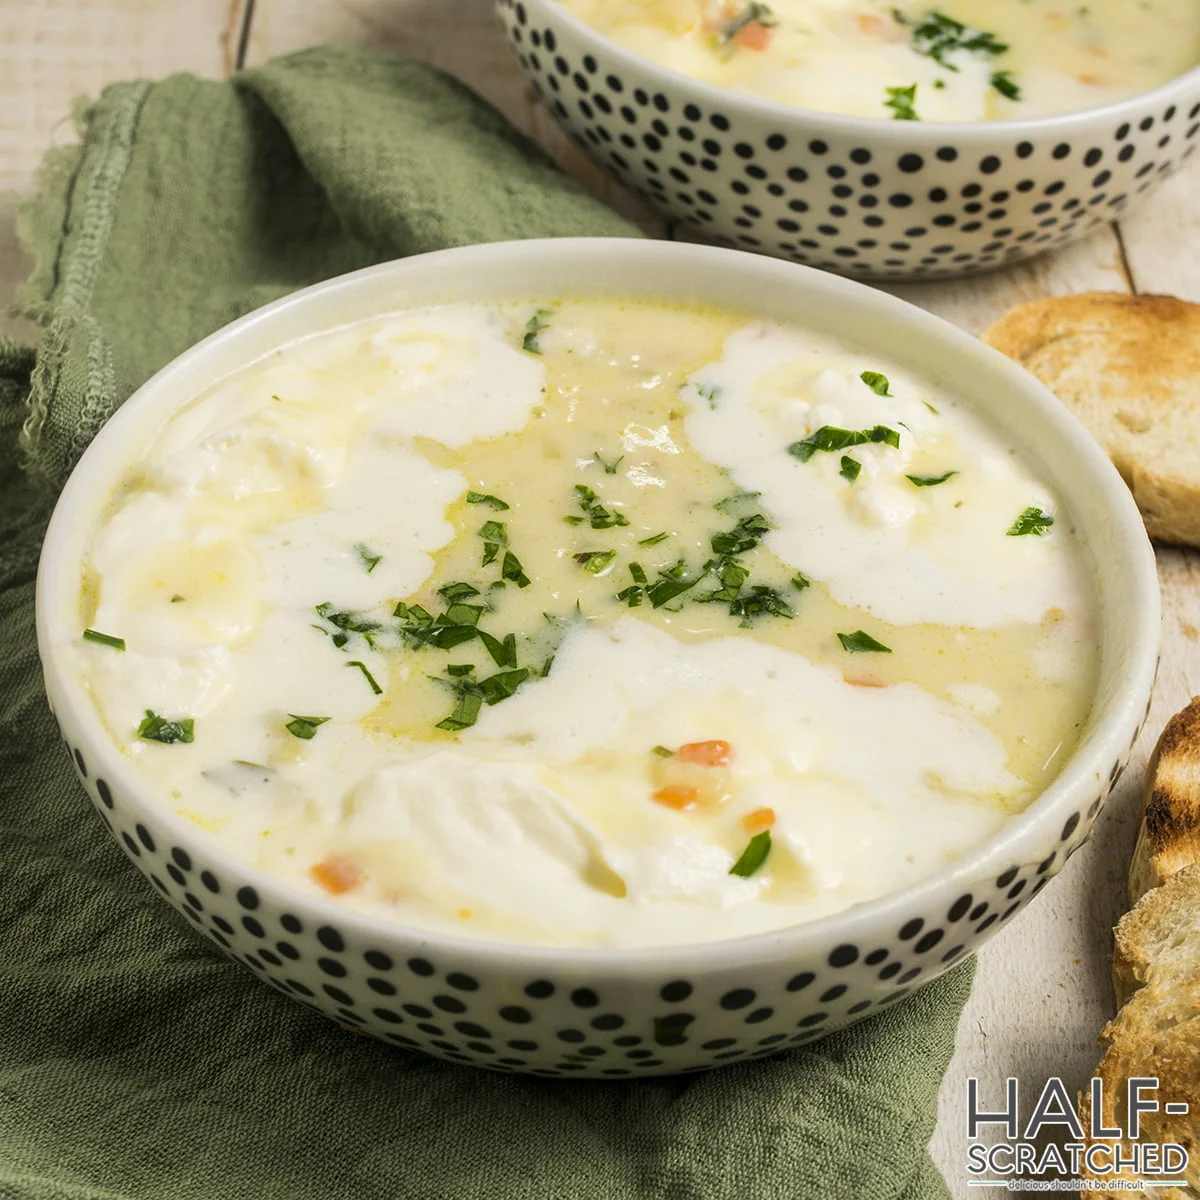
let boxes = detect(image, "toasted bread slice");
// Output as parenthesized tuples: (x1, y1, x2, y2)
(982, 293, 1200, 548)
(1130, 698, 1200, 908)
(1082, 864, 1200, 1199)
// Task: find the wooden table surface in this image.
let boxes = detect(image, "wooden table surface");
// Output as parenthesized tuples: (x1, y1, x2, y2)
(3, 3, 1197, 1194)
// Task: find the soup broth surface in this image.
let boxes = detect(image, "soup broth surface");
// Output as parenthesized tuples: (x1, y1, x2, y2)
(559, 0, 1200, 121)
(71, 298, 1097, 946)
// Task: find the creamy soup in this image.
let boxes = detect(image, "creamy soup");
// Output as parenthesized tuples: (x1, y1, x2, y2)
(72, 299, 1096, 946)
(559, 0, 1200, 121)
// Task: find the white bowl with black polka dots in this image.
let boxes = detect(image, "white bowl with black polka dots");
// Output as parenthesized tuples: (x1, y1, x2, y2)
(495, 0, 1200, 281)
(36, 239, 1160, 1077)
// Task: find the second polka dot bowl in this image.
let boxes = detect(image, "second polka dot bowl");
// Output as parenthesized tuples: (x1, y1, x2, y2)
(37, 240, 1159, 1077)
(495, 0, 1200, 280)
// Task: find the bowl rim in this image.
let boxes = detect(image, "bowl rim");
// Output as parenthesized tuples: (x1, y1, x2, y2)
(518, 0, 1200, 140)
(36, 237, 1160, 971)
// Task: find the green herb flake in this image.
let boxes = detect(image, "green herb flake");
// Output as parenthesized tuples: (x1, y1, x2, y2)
(696, 382, 723, 408)
(884, 84, 919, 121)
(729, 830, 771, 878)
(436, 690, 484, 732)
(466, 491, 510, 511)
(907, 470, 958, 487)
(354, 542, 382, 574)
(791, 571, 811, 592)
(169, 594, 185, 603)
(861, 371, 894, 396)
(593, 451, 624, 475)
(83, 628, 125, 651)
(314, 601, 381, 649)
(628, 562, 647, 585)
(285, 714, 330, 740)
(715, 490, 762, 514)
(788, 424, 901, 462)
(840, 456, 862, 483)
(501, 550, 531, 588)
(991, 69, 1021, 101)
(346, 660, 383, 695)
(638, 531, 669, 546)
(522, 308, 553, 355)
(571, 483, 630, 530)
(909, 11, 1008, 70)
(1007, 507, 1054, 537)
(479, 520, 508, 566)
(437, 581, 481, 604)
(137, 710, 194, 745)
(837, 630, 894, 654)
(651, 745, 675, 758)
(574, 549, 617, 576)
(479, 630, 519, 669)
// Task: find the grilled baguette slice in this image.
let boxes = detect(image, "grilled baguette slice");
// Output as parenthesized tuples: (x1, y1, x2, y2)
(1080, 699, 1200, 1198)
(982, 293, 1200, 548)
(1130, 698, 1200, 908)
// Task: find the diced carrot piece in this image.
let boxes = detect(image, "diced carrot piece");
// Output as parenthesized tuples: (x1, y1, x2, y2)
(310, 857, 362, 895)
(653, 785, 701, 811)
(676, 739, 733, 767)
(1077, 73, 1105, 86)
(742, 807, 776, 834)
(856, 13, 885, 35)
(734, 20, 775, 51)
(843, 673, 888, 689)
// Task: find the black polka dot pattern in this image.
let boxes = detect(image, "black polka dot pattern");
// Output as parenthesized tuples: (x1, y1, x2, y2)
(50, 626, 1154, 1076)
(496, 0, 1200, 279)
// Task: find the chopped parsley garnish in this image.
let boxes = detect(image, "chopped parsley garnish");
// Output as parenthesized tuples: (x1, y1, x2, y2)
(592, 451, 624, 475)
(501, 550, 531, 588)
(354, 542, 382, 574)
(638, 531, 669, 547)
(719, 2, 777, 45)
(437, 581, 481, 604)
(170, 594, 185, 603)
(466, 491, 510, 511)
(346, 660, 383, 695)
(837, 630, 894, 654)
(478, 630, 518, 668)
(907, 470, 958, 487)
(574, 549, 617, 576)
(478, 520, 507, 567)
(991, 69, 1022, 101)
(522, 308, 552, 354)
(715, 490, 762, 515)
(729, 830, 771, 878)
(571, 484, 630, 530)
(861, 370, 893, 396)
(1007, 507, 1054, 537)
(791, 571, 811, 592)
(435, 666, 531, 731)
(394, 600, 481, 651)
(651, 745, 675, 758)
(907, 10, 1008, 70)
(788, 424, 901, 462)
(137, 710, 194, 744)
(83, 628, 125, 651)
(840, 456, 862, 483)
(885, 84, 919, 121)
(285, 714, 330, 740)
(313, 602, 381, 649)
(711, 512, 771, 556)
(696, 383, 722, 408)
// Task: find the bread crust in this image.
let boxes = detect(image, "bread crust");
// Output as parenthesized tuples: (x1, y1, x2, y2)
(1078, 699, 1200, 1198)
(1131, 698, 1200, 907)
(982, 293, 1200, 548)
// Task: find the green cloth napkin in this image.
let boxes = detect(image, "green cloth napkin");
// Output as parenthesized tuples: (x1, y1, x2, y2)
(0, 46, 971, 1200)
